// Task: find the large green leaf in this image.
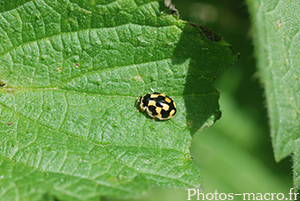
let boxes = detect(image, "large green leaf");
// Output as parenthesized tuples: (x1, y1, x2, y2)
(246, 0, 300, 188)
(0, 0, 238, 200)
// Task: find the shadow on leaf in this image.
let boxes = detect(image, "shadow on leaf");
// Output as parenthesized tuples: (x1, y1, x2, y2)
(171, 23, 237, 136)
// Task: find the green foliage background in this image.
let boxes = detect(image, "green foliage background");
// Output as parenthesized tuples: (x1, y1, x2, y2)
(0, 0, 237, 200)
(0, 0, 293, 200)
(130, 0, 292, 200)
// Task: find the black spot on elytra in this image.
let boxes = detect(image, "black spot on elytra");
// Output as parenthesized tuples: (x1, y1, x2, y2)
(161, 110, 170, 118)
(148, 106, 158, 115)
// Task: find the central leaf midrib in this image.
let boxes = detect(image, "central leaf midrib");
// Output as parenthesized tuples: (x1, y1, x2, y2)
(0, 22, 180, 58)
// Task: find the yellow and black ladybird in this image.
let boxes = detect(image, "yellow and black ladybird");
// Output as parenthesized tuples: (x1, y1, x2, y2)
(137, 92, 177, 120)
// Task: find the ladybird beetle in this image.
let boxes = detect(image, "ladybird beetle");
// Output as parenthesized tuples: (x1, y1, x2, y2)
(137, 92, 177, 120)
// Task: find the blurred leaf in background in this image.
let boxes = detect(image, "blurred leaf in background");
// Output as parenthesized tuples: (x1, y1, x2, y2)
(247, 0, 300, 192)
